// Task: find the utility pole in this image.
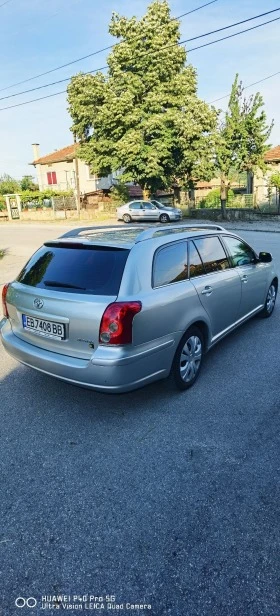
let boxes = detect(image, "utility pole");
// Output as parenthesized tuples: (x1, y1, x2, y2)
(73, 134, 81, 219)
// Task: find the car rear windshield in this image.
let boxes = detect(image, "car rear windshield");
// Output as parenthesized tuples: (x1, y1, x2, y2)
(17, 244, 130, 295)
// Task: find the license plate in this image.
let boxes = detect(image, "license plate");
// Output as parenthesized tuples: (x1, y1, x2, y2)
(22, 314, 65, 340)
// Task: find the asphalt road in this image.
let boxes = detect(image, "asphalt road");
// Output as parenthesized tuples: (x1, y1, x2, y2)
(0, 224, 279, 616)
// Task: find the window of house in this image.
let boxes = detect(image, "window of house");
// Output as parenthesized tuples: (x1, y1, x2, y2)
(194, 237, 229, 274)
(87, 165, 96, 180)
(153, 242, 188, 287)
(47, 171, 57, 185)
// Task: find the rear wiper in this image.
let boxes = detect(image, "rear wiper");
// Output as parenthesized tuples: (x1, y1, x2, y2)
(44, 280, 86, 290)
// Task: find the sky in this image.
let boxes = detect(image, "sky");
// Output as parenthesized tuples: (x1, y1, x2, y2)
(0, 0, 279, 179)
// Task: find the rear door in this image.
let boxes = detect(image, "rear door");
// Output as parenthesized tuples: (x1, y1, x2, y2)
(189, 236, 242, 338)
(7, 242, 129, 359)
(128, 202, 142, 220)
(221, 235, 269, 317)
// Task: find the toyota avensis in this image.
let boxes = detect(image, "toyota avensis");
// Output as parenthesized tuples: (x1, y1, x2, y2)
(0, 224, 277, 393)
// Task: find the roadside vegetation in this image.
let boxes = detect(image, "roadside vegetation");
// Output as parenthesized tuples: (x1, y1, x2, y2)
(67, 0, 273, 217)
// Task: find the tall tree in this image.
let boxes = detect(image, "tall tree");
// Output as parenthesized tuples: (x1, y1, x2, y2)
(216, 75, 273, 217)
(67, 0, 217, 198)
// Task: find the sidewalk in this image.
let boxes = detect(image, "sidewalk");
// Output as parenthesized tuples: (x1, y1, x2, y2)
(2, 216, 280, 233)
(185, 218, 280, 234)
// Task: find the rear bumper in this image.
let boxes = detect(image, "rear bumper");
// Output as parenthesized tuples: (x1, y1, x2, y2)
(0, 319, 177, 393)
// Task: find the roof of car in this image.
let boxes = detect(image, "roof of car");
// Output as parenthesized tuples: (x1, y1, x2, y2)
(55, 224, 230, 249)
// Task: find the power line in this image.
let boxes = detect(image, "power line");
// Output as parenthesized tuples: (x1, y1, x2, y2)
(1, 7, 280, 102)
(186, 15, 280, 52)
(0, 15, 279, 111)
(0, 90, 66, 111)
(184, 6, 280, 43)
(0, 0, 13, 7)
(0, 0, 218, 93)
(209, 71, 280, 104)
(0, 67, 108, 102)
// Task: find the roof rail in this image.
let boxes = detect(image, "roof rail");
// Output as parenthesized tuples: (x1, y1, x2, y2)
(59, 223, 226, 242)
(59, 225, 126, 238)
(135, 223, 226, 242)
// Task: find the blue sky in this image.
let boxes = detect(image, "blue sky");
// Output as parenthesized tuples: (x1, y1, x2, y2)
(0, 0, 279, 179)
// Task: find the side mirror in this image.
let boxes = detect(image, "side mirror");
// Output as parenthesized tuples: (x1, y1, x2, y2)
(259, 251, 272, 263)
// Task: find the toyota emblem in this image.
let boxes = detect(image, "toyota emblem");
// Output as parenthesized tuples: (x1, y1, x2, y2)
(34, 298, 44, 309)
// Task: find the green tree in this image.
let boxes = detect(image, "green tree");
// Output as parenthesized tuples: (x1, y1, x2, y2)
(67, 0, 217, 198)
(20, 175, 39, 191)
(0, 174, 20, 195)
(215, 75, 272, 218)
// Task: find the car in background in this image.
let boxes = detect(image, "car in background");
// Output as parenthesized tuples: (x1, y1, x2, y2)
(116, 200, 182, 223)
(1, 224, 277, 394)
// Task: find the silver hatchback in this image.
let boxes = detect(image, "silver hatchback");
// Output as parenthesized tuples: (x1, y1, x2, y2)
(1, 224, 277, 393)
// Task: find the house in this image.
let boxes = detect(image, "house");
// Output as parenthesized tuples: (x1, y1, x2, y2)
(254, 145, 280, 206)
(30, 144, 114, 195)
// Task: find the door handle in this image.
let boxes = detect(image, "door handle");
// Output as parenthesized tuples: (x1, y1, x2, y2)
(241, 275, 248, 283)
(201, 286, 213, 296)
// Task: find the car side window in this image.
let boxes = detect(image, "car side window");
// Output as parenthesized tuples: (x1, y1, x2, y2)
(153, 242, 188, 287)
(129, 202, 142, 210)
(222, 236, 256, 267)
(142, 202, 154, 209)
(194, 236, 229, 274)
(189, 241, 205, 278)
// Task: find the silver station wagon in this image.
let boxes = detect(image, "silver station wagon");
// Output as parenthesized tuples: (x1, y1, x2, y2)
(1, 224, 277, 393)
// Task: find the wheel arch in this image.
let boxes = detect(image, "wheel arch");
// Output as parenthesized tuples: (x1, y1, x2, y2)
(175, 319, 211, 355)
(190, 320, 211, 350)
(272, 276, 278, 292)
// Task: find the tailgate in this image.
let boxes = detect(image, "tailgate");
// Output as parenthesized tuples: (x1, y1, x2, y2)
(7, 283, 116, 360)
(5, 241, 130, 360)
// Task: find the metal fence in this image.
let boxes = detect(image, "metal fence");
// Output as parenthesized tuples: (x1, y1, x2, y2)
(195, 194, 255, 209)
(52, 196, 76, 211)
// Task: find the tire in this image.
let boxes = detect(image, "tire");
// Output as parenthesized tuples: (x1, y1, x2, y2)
(172, 326, 204, 391)
(159, 213, 170, 223)
(123, 213, 132, 223)
(260, 281, 277, 318)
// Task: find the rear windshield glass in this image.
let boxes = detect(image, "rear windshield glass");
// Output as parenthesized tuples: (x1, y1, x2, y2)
(17, 245, 129, 295)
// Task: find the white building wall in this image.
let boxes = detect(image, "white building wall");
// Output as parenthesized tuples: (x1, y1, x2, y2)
(34, 160, 113, 193)
(254, 162, 280, 206)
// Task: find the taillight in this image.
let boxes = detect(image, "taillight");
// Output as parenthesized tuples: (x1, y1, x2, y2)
(99, 301, 142, 345)
(2, 283, 10, 318)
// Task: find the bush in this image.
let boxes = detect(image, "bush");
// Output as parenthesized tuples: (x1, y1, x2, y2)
(20, 189, 74, 209)
(110, 182, 129, 206)
(199, 188, 235, 208)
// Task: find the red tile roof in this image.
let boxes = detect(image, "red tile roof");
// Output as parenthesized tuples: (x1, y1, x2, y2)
(264, 145, 280, 162)
(32, 144, 78, 165)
